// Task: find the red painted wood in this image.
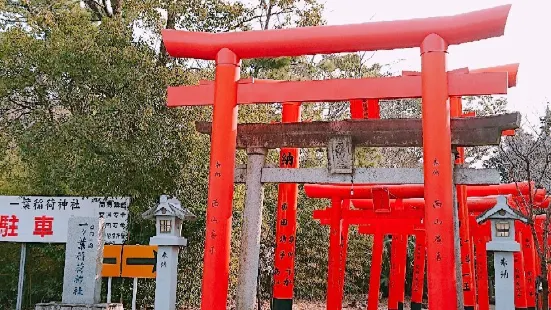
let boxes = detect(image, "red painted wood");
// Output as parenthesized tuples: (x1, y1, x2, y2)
(273, 102, 301, 302)
(420, 34, 458, 309)
(167, 72, 507, 107)
(327, 197, 343, 310)
(367, 233, 385, 310)
(411, 230, 426, 304)
(200, 49, 240, 310)
(163, 5, 510, 60)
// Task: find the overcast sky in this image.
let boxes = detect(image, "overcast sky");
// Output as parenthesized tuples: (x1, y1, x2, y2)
(320, 0, 550, 125)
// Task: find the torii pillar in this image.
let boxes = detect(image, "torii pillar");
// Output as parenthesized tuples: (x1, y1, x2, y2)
(201, 49, 240, 310)
(421, 34, 460, 309)
(273, 102, 301, 310)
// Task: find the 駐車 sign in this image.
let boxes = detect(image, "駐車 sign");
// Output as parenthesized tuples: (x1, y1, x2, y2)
(0, 196, 130, 244)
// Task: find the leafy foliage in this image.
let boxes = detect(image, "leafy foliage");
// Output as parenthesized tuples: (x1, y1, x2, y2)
(0, 0, 519, 309)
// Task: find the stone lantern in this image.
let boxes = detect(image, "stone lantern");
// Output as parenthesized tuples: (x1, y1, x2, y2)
(142, 195, 196, 310)
(476, 195, 529, 310)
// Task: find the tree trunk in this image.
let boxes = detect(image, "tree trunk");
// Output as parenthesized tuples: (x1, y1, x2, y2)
(542, 262, 549, 310)
(158, 6, 176, 67)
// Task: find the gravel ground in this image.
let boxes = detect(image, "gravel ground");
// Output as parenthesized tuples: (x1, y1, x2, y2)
(178, 299, 497, 309)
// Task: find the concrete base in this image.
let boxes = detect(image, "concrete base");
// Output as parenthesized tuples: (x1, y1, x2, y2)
(35, 303, 123, 310)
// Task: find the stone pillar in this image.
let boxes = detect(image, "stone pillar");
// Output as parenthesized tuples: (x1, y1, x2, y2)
(62, 216, 105, 304)
(155, 246, 180, 310)
(236, 148, 267, 310)
(35, 217, 123, 310)
(495, 252, 515, 310)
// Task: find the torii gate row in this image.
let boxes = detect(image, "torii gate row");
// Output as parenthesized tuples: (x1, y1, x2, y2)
(305, 184, 532, 310)
(313, 195, 545, 310)
(194, 99, 519, 310)
(194, 110, 519, 310)
(338, 199, 550, 310)
(191, 61, 518, 309)
(162, 5, 515, 310)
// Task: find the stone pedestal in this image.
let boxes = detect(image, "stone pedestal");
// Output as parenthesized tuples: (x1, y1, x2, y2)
(35, 303, 123, 310)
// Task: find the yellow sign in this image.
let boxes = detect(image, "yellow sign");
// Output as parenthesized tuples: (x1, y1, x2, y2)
(102, 245, 122, 277)
(102, 245, 157, 278)
(121, 245, 158, 278)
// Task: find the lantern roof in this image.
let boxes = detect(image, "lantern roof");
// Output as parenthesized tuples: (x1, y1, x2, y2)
(476, 195, 529, 224)
(142, 195, 196, 221)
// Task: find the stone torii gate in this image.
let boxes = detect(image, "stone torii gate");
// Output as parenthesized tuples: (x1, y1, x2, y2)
(162, 5, 515, 309)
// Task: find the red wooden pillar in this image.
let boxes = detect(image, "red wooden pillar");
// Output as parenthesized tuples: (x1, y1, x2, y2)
(420, 34, 459, 309)
(273, 102, 301, 310)
(338, 199, 351, 307)
(200, 48, 240, 310)
(514, 223, 528, 310)
(451, 97, 476, 310)
(522, 224, 537, 310)
(368, 233, 385, 310)
(327, 197, 343, 310)
(350, 99, 364, 119)
(388, 233, 408, 310)
(388, 234, 401, 310)
(411, 230, 426, 310)
(366, 187, 390, 310)
(396, 235, 408, 310)
(473, 219, 491, 310)
(366, 99, 380, 119)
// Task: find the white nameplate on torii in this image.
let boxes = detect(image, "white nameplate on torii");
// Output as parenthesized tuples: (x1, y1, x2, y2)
(0, 196, 130, 244)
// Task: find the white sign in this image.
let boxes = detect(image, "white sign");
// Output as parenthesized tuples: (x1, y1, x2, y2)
(0, 196, 130, 244)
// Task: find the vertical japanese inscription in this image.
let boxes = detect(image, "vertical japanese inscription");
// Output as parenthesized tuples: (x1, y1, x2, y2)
(62, 216, 104, 304)
(273, 145, 299, 301)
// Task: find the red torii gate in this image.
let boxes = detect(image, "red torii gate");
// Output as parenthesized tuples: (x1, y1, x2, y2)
(314, 190, 545, 310)
(162, 5, 513, 309)
(307, 182, 532, 309)
(268, 61, 519, 308)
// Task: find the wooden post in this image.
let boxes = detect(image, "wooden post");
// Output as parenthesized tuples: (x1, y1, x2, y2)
(451, 96, 476, 310)
(272, 102, 301, 310)
(521, 224, 537, 309)
(474, 219, 491, 310)
(368, 233, 384, 310)
(388, 235, 402, 310)
(411, 230, 426, 310)
(201, 48, 240, 310)
(396, 235, 408, 310)
(338, 199, 351, 308)
(514, 225, 528, 310)
(327, 197, 343, 310)
(420, 34, 459, 309)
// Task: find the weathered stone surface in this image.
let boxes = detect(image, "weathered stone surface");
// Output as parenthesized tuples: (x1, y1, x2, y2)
(234, 167, 500, 185)
(195, 113, 521, 148)
(327, 136, 354, 174)
(62, 217, 105, 304)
